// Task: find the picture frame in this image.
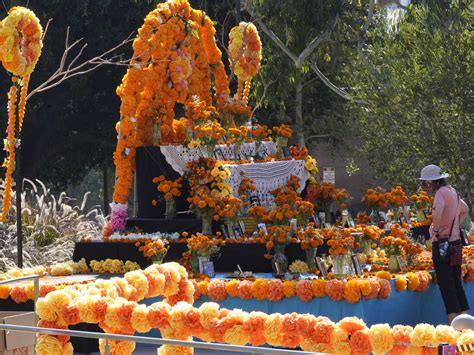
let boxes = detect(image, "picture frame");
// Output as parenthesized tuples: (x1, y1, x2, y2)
(235, 153, 243, 161)
(214, 148, 225, 160)
(202, 261, 215, 278)
(273, 260, 282, 275)
(238, 220, 246, 234)
(258, 148, 268, 160)
(257, 223, 268, 235)
(249, 195, 261, 206)
(347, 217, 355, 228)
(232, 224, 243, 238)
(220, 224, 229, 239)
(290, 218, 297, 234)
(315, 257, 327, 277)
(351, 254, 362, 275)
(396, 255, 408, 272)
(282, 146, 291, 158)
(312, 214, 321, 228)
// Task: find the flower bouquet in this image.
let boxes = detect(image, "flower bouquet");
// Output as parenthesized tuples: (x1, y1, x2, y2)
(262, 225, 291, 276)
(380, 224, 409, 273)
(192, 119, 226, 157)
(187, 233, 223, 274)
(152, 175, 183, 219)
(298, 225, 324, 270)
(250, 123, 272, 154)
(136, 239, 169, 264)
(327, 229, 355, 276)
(272, 124, 292, 157)
(186, 158, 236, 234)
(410, 191, 431, 222)
(305, 178, 350, 225)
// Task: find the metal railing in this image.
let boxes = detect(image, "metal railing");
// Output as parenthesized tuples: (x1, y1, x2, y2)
(0, 275, 319, 354)
(0, 323, 318, 354)
(0, 274, 39, 324)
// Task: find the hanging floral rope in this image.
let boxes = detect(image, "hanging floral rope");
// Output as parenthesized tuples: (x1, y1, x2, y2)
(228, 22, 262, 83)
(110, 0, 231, 232)
(0, 7, 43, 221)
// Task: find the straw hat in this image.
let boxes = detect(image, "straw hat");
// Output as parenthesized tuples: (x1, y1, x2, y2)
(418, 165, 450, 181)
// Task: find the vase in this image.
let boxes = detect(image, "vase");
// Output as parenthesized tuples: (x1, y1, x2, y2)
(305, 247, 317, 269)
(275, 136, 288, 157)
(151, 254, 165, 265)
(416, 210, 426, 222)
(191, 252, 200, 274)
(332, 254, 354, 276)
(201, 211, 213, 235)
(361, 238, 372, 255)
(165, 197, 177, 219)
(204, 145, 215, 158)
(389, 254, 400, 273)
(272, 244, 288, 275)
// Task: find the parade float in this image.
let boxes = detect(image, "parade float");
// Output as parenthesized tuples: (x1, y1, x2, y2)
(0, 1, 473, 354)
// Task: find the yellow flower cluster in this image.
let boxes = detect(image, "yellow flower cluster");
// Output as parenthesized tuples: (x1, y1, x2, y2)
(49, 259, 89, 276)
(289, 260, 310, 273)
(0, 6, 43, 76)
(228, 22, 261, 82)
(90, 259, 140, 274)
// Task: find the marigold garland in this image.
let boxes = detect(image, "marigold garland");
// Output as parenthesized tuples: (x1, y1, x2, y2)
(228, 22, 262, 82)
(0, 7, 42, 221)
(112, 0, 230, 212)
(32, 261, 472, 355)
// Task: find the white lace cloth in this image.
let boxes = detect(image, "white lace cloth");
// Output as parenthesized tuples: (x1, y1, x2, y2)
(160, 143, 308, 206)
(225, 160, 310, 206)
(160, 142, 276, 176)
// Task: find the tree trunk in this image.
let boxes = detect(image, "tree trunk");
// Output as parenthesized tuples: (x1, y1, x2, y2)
(295, 69, 305, 147)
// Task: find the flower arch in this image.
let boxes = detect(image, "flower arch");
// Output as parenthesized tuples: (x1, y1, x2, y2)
(112, 0, 230, 208)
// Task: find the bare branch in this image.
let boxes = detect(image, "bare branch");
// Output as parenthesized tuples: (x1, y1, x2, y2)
(306, 134, 331, 141)
(243, 0, 298, 65)
(41, 18, 52, 41)
(251, 71, 278, 116)
(309, 54, 365, 104)
(26, 29, 135, 101)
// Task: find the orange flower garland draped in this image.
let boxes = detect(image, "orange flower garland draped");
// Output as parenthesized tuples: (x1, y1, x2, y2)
(112, 0, 230, 213)
(33, 263, 471, 355)
(0, 6, 43, 221)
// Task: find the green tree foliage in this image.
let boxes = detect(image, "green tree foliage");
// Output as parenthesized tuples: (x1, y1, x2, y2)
(244, 0, 366, 147)
(346, 1, 473, 208)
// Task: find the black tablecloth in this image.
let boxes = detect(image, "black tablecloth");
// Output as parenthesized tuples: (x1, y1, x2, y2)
(135, 146, 191, 218)
(73, 241, 329, 272)
(126, 217, 222, 234)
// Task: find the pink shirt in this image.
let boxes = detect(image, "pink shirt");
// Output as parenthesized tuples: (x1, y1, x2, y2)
(430, 186, 460, 241)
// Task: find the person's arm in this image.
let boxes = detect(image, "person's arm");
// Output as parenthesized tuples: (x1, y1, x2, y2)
(431, 192, 445, 237)
(459, 198, 469, 224)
